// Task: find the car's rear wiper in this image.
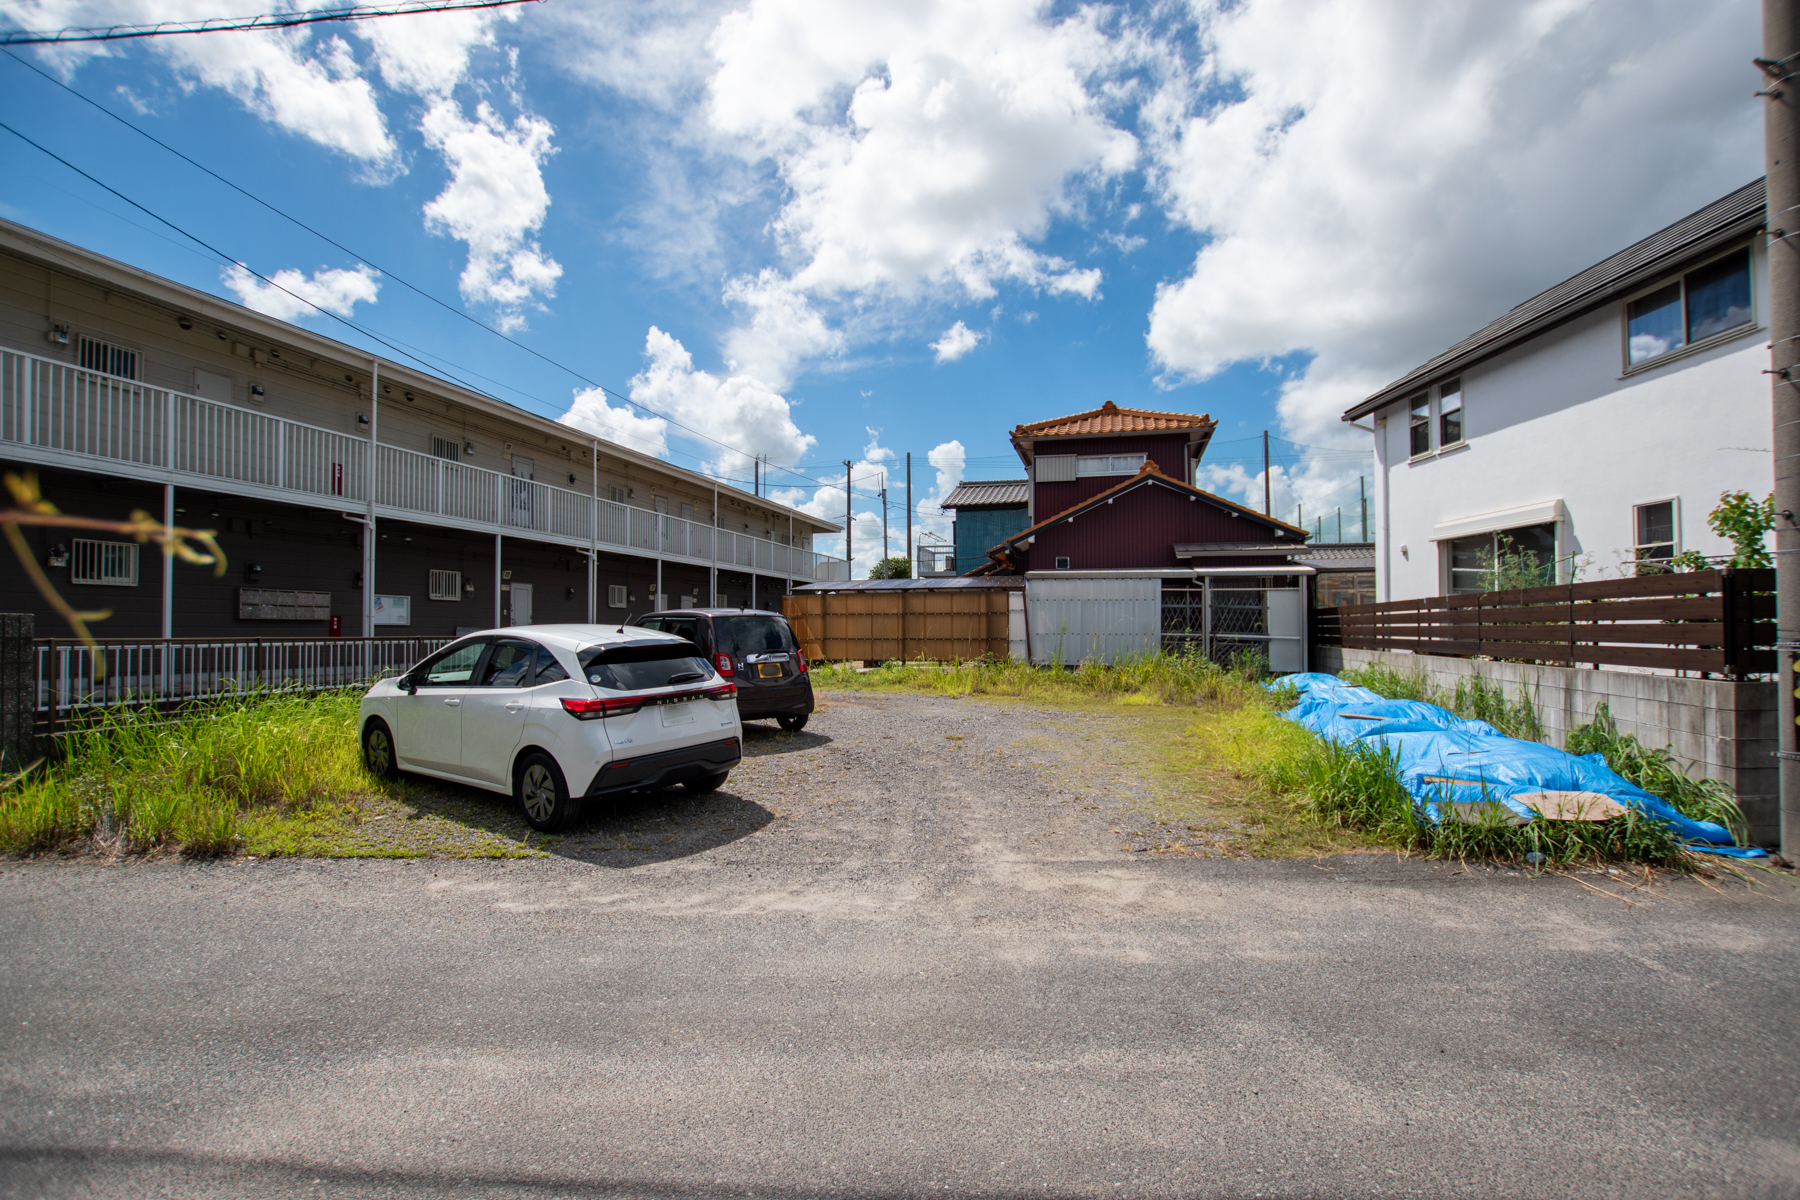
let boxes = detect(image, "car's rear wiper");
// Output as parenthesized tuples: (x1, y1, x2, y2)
(666, 670, 707, 685)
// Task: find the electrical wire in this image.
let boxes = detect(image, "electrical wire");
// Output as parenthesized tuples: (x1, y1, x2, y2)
(0, 0, 539, 46)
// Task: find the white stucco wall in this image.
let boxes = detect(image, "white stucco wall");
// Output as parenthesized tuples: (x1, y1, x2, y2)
(1368, 241, 1773, 600)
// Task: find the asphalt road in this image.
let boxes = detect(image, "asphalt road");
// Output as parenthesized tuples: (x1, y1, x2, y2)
(2, 692, 1798, 1199)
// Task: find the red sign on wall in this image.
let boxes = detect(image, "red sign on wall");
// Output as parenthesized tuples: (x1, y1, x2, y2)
(332, 462, 344, 496)
(328, 615, 342, 638)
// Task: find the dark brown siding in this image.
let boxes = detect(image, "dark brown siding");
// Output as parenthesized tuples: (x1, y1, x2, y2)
(1017, 481, 1288, 571)
(1031, 433, 1192, 516)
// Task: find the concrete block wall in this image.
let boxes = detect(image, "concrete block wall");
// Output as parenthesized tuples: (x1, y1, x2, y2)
(1311, 646, 1778, 847)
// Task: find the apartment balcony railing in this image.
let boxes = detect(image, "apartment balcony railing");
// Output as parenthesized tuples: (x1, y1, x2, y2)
(0, 344, 847, 582)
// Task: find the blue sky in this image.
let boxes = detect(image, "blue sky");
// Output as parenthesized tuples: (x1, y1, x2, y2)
(0, 0, 1765, 568)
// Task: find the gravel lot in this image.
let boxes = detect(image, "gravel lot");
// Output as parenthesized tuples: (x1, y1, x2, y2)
(2, 690, 1798, 1199)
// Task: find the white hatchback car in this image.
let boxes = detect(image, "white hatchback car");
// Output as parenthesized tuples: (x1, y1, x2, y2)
(358, 624, 742, 831)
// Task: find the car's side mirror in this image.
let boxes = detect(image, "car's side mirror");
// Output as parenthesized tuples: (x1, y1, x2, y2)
(401, 674, 418, 695)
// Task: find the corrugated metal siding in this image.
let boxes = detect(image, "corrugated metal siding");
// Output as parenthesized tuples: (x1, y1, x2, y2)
(1031, 434, 1192, 515)
(1026, 575, 1160, 665)
(955, 505, 1030, 573)
(1021, 483, 1283, 571)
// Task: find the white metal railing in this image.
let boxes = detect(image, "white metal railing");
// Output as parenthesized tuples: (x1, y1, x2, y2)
(1, 343, 846, 581)
(34, 636, 451, 732)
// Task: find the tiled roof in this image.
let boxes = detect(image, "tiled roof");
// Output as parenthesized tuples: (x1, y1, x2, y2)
(941, 479, 1029, 508)
(1013, 400, 1215, 439)
(1346, 178, 1766, 420)
(1296, 543, 1377, 570)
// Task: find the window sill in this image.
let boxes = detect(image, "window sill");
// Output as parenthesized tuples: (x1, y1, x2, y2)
(1620, 321, 1762, 378)
(1436, 440, 1469, 456)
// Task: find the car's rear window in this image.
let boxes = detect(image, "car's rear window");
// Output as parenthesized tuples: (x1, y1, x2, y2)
(715, 615, 795, 657)
(578, 642, 715, 691)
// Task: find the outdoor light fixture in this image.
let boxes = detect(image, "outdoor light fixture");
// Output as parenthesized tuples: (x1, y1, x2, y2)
(463, 579, 475, 593)
(356, 414, 369, 426)
(566, 587, 576, 600)
(405, 392, 415, 402)
(464, 441, 475, 455)
(245, 563, 263, 581)
(47, 543, 68, 568)
(250, 384, 265, 398)
(46, 324, 69, 346)
(567, 473, 577, 484)
(177, 317, 193, 331)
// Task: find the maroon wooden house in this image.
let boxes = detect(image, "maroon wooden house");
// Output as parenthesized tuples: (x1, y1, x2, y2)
(972, 401, 1308, 574)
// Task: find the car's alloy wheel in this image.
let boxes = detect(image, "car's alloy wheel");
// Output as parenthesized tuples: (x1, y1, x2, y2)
(363, 720, 399, 780)
(777, 713, 809, 732)
(516, 752, 574, 832)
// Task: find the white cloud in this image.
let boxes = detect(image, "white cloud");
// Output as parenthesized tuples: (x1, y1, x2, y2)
(930, 320, 983, 363)
(721, 269, 844, 388)
(1144, 0, 1761, 449)
(358, 5, 506, 97)
(221, 262, 380, 320)
(560, 388, 671, 459)
(20, 0, 395, 162)
(624, 326, 817, 478)
(420, 98, 563, 329)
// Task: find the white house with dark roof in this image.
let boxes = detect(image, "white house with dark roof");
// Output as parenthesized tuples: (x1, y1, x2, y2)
(1345, 179, 1772, 602)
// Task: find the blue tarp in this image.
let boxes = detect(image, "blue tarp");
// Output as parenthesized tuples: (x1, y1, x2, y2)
(1276, 673, 1767, 859)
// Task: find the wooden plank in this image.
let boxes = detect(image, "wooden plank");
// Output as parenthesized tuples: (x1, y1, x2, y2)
(1567, 571, 1722, 601)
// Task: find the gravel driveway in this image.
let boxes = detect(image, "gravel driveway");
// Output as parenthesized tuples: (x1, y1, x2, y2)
(2, 690, 1797, 1199)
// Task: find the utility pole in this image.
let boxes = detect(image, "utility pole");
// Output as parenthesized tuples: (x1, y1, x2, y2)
(1762, 0, 1800, 859)
(1336, 507, 1342, 542)
(1262, 430, 1271, 515)
(881, 487, 889, 563)
(843, 460, 853, 574)
(905, 452, 913, 572)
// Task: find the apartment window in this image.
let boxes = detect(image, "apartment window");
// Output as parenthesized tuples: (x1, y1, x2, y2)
(69, 538, 139, 586)
(1035, 455, 1077, 482)
(1438, 378, 1463, 447)
(78, 336, 137, 380)
(1408, 393, 1431, 457)
(608, 584, 628, 608)
(1054, 556, 1071, 569)
(607, 486, 628, 504)
(1075, 453, 1146, 477)
(1626, 246, 1753, 367)
(428, 569, 462, 601)
(1445, 523, 1557, 594)
(430, 435, 461, 462)
(1634, 500, 1677, 568)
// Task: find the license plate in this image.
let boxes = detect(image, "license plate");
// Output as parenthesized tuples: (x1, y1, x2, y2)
(756, 662, 783, 679)
(660, 701, 695, 727)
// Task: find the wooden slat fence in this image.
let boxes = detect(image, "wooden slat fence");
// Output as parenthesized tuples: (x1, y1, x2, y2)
(1314, 568, 1774, 676)
(784, 589, 1011, 663)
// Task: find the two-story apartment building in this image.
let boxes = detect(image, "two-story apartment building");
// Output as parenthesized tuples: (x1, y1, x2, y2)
(0, 218, 842, 642)
(1346, 180, 1772, 600)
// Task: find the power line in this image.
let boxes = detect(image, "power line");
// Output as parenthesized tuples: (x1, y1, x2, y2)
(0, 0, 538, 46)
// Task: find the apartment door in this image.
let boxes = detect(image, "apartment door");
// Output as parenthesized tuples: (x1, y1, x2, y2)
(510, 583, 533, 626)
(509, 455, 536, 528)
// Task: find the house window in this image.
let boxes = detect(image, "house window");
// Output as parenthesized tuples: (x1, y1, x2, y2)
(1626, 246, 1753, 366)
(78, 336, 137, 380)
(1438, 378, 1463, 447)
(607, 486, 628, 504)
(69, 538, 139, 586)
(1054, 556, 1071, 569)
(1634, 500, 1677, 569)
(608, 584, 628, 608)
(1408, 393, 1431, 458)
(1445, 523, 1557, 593)
(428, 570, 462, 601)
(430, 436, 461, 462)
(1075, 453, 1146, 477)
(1035, 455, 1077, 482)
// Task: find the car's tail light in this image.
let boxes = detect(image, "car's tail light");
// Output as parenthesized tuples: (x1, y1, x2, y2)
(560, 696, 645, 720)
(714, 653, 735, 677)
(701, 681, 737, 700)
(795, 649, 808, 674)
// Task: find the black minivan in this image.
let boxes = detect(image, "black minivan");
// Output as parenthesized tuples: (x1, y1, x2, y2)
(631, 609, 814, 731)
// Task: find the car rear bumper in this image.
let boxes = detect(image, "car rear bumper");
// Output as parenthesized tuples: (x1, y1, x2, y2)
(735, 678, 814, 718)
(582, 736, 742, 797)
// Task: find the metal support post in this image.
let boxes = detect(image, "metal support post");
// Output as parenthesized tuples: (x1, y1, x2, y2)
(363, 361, 378, 638)
(1764, 0, 1800, 857)
(843, 460, 853, 574)
(1262, 431, 1271, 515)
(493, 534, 503, 628)
(906, 451, 913, 569)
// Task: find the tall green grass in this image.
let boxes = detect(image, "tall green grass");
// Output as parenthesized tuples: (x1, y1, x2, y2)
(1200, 705, 1694, 867)
(815, 647, 1280, 710)
(0, 691, 379, 855)
(1567, 702, 1749, 846)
